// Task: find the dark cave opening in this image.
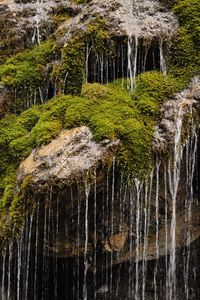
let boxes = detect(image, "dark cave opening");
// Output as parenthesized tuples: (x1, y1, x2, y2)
(87, 38, 162, 84)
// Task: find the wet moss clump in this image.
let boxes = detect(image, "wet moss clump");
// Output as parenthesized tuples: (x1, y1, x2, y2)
(0, 39, 59, 114)
(170, 0, 200, 78)
(51, 37, 85, 96)
(0, 71, 186, 244)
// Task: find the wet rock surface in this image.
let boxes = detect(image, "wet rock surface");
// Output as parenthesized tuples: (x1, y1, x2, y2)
(18, 126, 120, 187)
(0, 0, 79, 61)
(59, 0, 178, 43)
(153, 76, 200, 153)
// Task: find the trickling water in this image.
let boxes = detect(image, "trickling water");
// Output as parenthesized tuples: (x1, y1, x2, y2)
(86, 36, 164, 87)
(154, 159, 161, 300)
(0, 78, 200, 300)
(159, 38, 167, 75)
(135, 179, 142, 300)
(93, 169, 97, 300)
(83, 179, 90, 300)
(167, 105, 184, 300)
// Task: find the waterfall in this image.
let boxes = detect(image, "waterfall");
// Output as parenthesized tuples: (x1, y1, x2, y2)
(0, 88, 199, 299)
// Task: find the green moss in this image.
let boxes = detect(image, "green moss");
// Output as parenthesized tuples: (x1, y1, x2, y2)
(0, 39, 59, 113)
(51, 37, 85, 95)
(18, 106, 42, 130)
(31, 120, 62, 146)
(85, 18, 111, 55)
(0, 165, 17, 209)
(0, 69, 194, 244)
(52, 17, 112, 96)
(0, 40, 57, 87)
(170, 0, 200, 74)
(134, 71, 185, 102)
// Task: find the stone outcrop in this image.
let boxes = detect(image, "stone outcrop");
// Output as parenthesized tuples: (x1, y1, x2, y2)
(59, 0, 178, 42)
(0, 0, 80, 62)
(153, 76, 200, 153)
(18, 126, 120, 188)
(16, 78, 200, 262)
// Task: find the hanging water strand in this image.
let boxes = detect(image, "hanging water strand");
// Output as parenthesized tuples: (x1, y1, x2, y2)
(83, 178, 90, 300)
(93, 169, 97, 299)
(25, 210, 34, 300)
(110, 157, 116, 294)
(184, 133, 198, 300)
(154, 158, 161, 300)
(164, 163, 168, 300)
(128, 183, 134, 299)
(159, 38, 167, 75)
(135, 179, 142, 300)
(167, 104, 184, 300)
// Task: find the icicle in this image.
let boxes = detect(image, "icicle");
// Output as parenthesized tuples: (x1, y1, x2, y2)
(36, 19, 41, 45)
(133, 35, 138, 87)
(128, 184, 134, 300)
(93, 169, 97, 299)
(85, 42, 89, 83)
(113, 60, 116, 82)
(184, 133, 198, 300)
(17, 233, 23, 300)
(83, 178, 90, 300)
(34, 201, 40, 300)
(127, 36, 134, 92)
(154, 158, 161, 300)
(110, 158, 115, 294)
(135, 179, 142, 300)
(105, 169, 109, 295)
(7, 241, 13, 300)
(160, 38, 167, 75)
(1, 250, 6, 300)
(106, 59, 109, 86)
(38, 87, 44, 104)
(62, 72, 68, 94)
(76, 185, 81, 300)
(32, 28, 37, 44)
(100, 55, 104, 84)
(116, 172, 124, 297)
(142, 180, 150, 300)
(42, 195, 48, 299)
(164, 163, 168, 300)
(85, 43, 93, 83)
(168, 105, 184, 300)
(54, 194, 59, 299)
(127, 35, 138, 93)
(25, 210, 34, 300)
(143, 47, 148, 73)
(121, 43, 124, 88)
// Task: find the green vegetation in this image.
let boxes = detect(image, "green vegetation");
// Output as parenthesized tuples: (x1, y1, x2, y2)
(0, 39, 57, 87)
(170, 0, 200, 74)
(52, 17, 111, 96)
(0, 39, 59, 113)
(52, 37, 85, 95)
(0, 71, 186, 242)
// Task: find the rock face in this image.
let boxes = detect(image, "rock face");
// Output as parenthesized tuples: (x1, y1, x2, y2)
(153, 76, 200, 153)
(60, 0, 178, 42)
(18, 126, 120, 187)
(114, 203, 200, 265)
(0, 0, 79, 62)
